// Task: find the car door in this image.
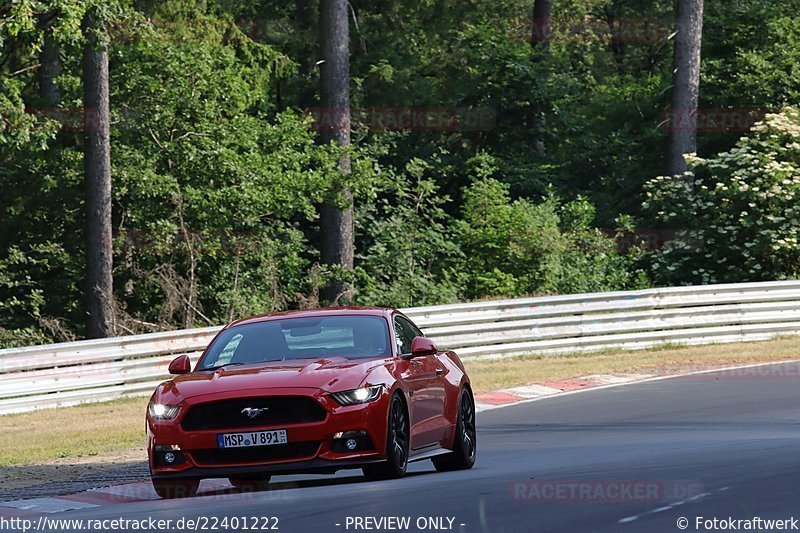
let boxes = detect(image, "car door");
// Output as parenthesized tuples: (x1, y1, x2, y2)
(394, 315, 446, 449)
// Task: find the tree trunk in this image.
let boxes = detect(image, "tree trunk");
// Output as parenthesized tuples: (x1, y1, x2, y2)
(668, 0, 704, 177)
(318, 0, 354, 305)
(296, 0, 309, 26)
(38, 15, 60, 107)
(82, 10, 114, 338)
(530, 0, 552, 155)
(531, 0, 553, 59)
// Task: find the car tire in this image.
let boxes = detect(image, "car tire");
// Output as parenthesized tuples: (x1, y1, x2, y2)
(152, 479, 199, 499)
(229, 476, 271, 491)
(433, 387, 476, 472)
(363, 394, 409, 480)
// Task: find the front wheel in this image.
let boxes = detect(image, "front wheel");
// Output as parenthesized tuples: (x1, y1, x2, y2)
(433, 387, 476, 472)
(152, 478, 199, 499)
(363, 394, 409, 480)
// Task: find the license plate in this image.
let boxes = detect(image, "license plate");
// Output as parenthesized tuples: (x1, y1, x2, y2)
(217, 429, 287, 448)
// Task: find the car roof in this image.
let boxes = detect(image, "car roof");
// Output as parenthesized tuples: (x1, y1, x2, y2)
(228, 306, 396, 328)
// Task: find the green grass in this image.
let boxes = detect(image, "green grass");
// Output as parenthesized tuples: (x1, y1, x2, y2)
(0, 397, 148, 467)
(464, 337, 800, 393)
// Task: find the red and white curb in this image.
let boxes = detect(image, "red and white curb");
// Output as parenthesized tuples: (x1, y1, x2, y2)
(473, 373, 656, 412)
(0, 479, 233, 516)
(473, 358, 800, 412)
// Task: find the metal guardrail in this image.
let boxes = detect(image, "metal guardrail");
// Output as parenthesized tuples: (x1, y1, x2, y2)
(2, 280, 800, 414)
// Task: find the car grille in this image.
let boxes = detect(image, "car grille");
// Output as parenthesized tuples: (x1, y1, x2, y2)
(180, 396, 327, 431)
(191, 442, 321, 466)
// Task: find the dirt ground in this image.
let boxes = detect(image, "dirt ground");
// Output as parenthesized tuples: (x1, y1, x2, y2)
(0, 446, 148, 497)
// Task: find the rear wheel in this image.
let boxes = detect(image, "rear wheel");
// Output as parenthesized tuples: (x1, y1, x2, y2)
(433, 387, 476, 472)
(152, 479, 199, 499)
(363, 394, 409, 480)
(229, 475, 271, 491)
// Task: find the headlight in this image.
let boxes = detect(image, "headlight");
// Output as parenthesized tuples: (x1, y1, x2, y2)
(148, 401, 180, 420)
(330, 386, 383, 406)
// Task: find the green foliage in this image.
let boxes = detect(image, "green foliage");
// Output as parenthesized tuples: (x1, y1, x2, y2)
(3, 0, 799, 346)
(456, 179, 646, 298)
(456, 179, 560, 297)
(704, 1, 800, 108)
(0, 247, 57, 347)
(355, 156, 463, 308)
(644, 109, 800, 284)
(108, 14, 347, 326)
(1, 2, 345, 337)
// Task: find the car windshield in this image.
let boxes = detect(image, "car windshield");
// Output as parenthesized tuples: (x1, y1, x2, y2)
(197, 315, 391, 369)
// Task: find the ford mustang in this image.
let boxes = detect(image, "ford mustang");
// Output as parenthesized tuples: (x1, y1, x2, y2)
(146, 307, 476, 498)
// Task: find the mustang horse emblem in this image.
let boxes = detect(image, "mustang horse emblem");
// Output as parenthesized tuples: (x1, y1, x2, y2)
(241, 407, 269, 418)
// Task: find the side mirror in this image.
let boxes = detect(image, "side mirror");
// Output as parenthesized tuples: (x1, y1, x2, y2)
(410, 336, 438, 358)
(168, 355, 191, 375)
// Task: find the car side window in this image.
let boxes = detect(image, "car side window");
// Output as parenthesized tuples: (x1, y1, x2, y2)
(393, 316, 423, 355)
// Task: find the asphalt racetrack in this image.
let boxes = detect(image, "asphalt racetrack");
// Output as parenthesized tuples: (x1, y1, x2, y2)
(37, 362, 800, 532)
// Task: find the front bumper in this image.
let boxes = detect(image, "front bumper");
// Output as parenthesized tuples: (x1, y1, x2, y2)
(149, 456, 386, 480)
(147, 387, 389, 479)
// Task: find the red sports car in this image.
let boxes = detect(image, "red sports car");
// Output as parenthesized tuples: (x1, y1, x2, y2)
(146, 307, 476, 498)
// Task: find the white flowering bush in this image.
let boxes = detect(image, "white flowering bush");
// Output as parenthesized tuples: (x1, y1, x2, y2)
(644, 108, 800, 284)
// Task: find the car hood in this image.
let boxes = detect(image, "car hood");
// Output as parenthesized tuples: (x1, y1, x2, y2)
(156, 357, 388, 401)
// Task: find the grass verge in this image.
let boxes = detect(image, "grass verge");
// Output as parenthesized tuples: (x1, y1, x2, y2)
(464, 337, 800, 393)
(0, 397, 148, 467)
(2, 337, 800, 466)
